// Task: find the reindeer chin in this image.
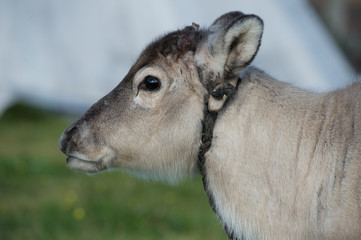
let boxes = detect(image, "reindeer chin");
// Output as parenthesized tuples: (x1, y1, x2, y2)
(66, 156, 107, 173)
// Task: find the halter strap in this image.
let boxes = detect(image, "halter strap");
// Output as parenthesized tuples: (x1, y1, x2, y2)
(197, 78, 239, 170)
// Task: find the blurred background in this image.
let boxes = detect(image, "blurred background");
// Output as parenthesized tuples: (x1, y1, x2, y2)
(0, 0, 360, 239)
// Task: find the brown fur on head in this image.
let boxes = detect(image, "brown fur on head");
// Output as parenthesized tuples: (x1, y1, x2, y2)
(136, 24, 205, 65)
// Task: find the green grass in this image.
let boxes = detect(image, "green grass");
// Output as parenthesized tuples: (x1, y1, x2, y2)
(0, 103, 227, 240)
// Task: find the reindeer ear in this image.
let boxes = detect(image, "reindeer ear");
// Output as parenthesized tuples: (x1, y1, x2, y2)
(209, 11, 264, 77)
(197, 12, 263, 112)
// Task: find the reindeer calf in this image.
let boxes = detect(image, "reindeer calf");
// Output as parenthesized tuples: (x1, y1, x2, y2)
(59, 12, 361, 239)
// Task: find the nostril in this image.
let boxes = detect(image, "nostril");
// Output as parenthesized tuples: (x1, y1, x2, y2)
(65, 124, 78, 137)
(58, 125, 79, 154)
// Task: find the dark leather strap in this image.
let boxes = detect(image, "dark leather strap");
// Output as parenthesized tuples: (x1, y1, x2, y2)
(197, 78, 240, 240)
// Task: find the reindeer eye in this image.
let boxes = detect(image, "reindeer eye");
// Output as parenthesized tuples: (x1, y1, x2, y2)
(143, 76, 161, 91)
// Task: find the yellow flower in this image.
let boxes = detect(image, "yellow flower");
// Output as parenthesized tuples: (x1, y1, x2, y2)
(73, 207, 86, 220)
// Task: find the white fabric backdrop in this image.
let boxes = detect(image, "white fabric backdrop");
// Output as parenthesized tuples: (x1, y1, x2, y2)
(0, 0, 355, 114)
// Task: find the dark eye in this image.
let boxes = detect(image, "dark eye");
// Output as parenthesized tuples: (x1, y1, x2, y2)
(142, 76, 161, 91)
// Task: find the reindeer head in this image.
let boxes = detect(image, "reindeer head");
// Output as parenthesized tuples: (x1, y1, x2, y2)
(58, 11, 263, 182)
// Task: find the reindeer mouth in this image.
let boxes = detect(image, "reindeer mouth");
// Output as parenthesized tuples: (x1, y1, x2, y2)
(66, 156, 107, 173)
